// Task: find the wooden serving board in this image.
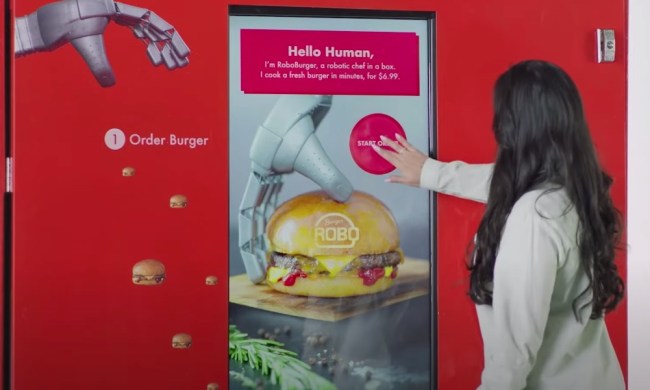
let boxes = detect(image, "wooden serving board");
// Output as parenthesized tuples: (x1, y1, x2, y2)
(229, 258, 430, 322)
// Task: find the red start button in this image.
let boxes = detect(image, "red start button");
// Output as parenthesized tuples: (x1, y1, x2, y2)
(349, 113, 407, 175)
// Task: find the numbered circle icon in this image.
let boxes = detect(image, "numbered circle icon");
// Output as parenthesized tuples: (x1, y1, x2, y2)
(105, 128, 126, 150)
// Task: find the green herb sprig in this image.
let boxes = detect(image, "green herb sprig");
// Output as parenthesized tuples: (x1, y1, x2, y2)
(229, 325, 337, 390)
(229, 370, 257, 389)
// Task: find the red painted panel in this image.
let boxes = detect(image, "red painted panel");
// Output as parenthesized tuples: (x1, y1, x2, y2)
(432, 2, 628, 389)
(12, 0, 227, 388)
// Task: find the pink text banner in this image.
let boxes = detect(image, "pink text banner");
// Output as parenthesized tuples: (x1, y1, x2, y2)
(240, 29, 420, 96)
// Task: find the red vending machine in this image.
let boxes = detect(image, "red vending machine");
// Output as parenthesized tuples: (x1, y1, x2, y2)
(7, 1, 627, 390)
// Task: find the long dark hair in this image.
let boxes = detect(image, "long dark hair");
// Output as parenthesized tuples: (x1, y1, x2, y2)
(468, 60, 624, 320)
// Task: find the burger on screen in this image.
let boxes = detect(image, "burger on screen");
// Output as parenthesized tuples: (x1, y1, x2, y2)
(265, 191, 403, 297)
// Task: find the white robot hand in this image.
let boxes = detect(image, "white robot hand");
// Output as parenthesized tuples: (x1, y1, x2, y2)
(239, 95, 354, 283)
(15, 0, 190, 87)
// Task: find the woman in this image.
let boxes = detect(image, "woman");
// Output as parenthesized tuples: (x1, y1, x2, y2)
(373, 60, 625, 390)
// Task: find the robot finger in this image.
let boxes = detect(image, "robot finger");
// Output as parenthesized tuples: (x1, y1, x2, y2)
(132, 25, 145, 39)
(177, 56, 189, 67)
(145, 11, 174, 33)
(144, 26, 171, 42)
(170, 33, 190, 58)
(160, 45, 177, 69)
(141, 27, 159, 43)
(113, 2, 149, 25)
(169, 45, 189, 67)
(146, 42, 163, 66)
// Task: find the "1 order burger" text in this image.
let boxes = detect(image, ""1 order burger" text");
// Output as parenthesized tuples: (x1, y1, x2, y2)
(129, 133, 209, 149)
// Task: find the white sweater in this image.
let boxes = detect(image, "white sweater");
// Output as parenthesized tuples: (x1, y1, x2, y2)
(420, 158, 625, 390)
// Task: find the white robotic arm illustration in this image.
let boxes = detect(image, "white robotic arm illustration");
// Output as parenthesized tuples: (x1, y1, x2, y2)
(15, 0, 190, 87)
(239, 95, 354, 283)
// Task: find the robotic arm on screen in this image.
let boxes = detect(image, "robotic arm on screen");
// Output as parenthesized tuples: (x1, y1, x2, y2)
(15, 0, 190, 87)
(238, 95, 354, 283)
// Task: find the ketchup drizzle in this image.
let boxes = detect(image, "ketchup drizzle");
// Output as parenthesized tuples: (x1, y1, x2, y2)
(282, 270, 307, 286)
(358, 267, 385, 286)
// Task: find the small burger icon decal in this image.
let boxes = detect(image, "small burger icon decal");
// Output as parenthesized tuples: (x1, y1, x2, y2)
(170, 194, 188, 208)
(172, 333, 192, 349)
(207, 383, 219, 390)
(122, 166, 136, 177)
(132, 259, 166, 286)
(205, 275, 218, 286)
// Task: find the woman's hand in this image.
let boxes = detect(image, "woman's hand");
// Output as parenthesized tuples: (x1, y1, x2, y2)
(371, 133, 428, 186)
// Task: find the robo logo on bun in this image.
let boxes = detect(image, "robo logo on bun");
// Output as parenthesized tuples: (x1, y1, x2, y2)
(314, 213, 359, 248)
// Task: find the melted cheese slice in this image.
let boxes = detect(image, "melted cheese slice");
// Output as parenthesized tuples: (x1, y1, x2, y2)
(267, 267, 290, 283)
(314, 255, 357, 277)
(384, 266, 394, 278)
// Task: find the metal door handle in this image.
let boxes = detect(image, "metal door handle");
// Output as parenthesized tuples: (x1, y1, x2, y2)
(597, 28, 615, 63)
